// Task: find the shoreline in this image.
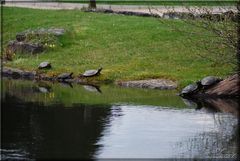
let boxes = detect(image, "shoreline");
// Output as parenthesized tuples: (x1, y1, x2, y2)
(1, 66, 178, 89)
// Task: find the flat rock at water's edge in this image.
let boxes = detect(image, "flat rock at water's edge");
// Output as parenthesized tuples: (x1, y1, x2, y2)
(117, 79, 177, 89)
(2, 67, 36, 79)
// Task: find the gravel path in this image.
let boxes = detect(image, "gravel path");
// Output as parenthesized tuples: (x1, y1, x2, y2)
(4, 0, 237, 16)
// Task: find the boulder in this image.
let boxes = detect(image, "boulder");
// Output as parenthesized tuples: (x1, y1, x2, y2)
(7, 40, 44, 54)
(22, 71, 36, 79)
(2, 67, 13, 76)
(16, 28, 65, 39)
(11, 68, 23, 79)
(117, 79, 177, 89)
(2, 67, 37, 79)
(46, 28, 65, 36)
(16, 32, 26, 42)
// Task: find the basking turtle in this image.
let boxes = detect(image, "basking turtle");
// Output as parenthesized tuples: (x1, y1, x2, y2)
(180, 81, 201, 97)
(201, 76, 222, 88)
(81, 67, 102, 77)
(57, 72, 73, 80)
(38, 61, 51, 69)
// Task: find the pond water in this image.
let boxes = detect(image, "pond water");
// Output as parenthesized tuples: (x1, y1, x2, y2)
(1, 78, 239, 160)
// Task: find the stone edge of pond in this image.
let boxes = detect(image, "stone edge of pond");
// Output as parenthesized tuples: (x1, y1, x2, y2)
(2, 67, 92, 84)
(116, 79, 178, 90)
(2, 66, 179, 90)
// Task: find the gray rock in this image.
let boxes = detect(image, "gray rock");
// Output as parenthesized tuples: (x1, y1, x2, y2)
(22, 71, 36, 79)
(16, 32, 26, 42)
(46, 28, 65, 36)
(29, 28, 65, 36)
(2, 67, 13, 76)
(18, 28, 65, 37)
(11, 68, 23, 78)
(117, 79, 177, 90)
(2, 67, 36, 79)
(38, 61, 51, 69)
(7, 40, 44, 54)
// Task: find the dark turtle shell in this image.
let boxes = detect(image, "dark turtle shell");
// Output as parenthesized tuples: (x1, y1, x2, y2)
(201, 76, 221, 86)
(82, 67, 102, 77)
(57, 72, 73, 79)
(181, 83, 199, 95)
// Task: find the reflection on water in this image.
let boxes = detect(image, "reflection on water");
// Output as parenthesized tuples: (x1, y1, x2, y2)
(2, 94, 112, 160)
(1, 78, 239, 160)
(96, 105, 238, 158)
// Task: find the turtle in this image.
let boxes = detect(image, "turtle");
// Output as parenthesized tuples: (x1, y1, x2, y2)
(80, 67, 102, 77)
(57, 72, 73, 80)
(180, 81, 201, 97)
(201, 76, 222, 89)
(38, 61, 51, 69)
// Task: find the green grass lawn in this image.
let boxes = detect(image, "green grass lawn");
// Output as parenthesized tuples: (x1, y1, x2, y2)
(2, 7, 235, 87)
(53, 0, 238, 6)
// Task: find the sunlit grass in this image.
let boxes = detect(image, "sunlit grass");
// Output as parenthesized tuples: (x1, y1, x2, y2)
(3, 7, 234, 87)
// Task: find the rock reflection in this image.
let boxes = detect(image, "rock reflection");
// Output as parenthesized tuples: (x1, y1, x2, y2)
(2, 78, 239, 159)
(174, 113, 238, 158)
(183, 97, 239, 117)
(178, 97, 239, 159)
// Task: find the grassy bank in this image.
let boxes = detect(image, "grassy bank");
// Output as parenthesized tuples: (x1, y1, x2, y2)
(54, 0, 238, 6)
(2, 7, 234, 87)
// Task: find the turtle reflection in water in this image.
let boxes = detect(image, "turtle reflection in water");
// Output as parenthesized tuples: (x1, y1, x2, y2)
(60, 82, 73, 88)
(83, 84, 102, 93)
(33, 82, 52, 93)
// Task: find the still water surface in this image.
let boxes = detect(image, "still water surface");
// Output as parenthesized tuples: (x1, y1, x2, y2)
(1, 78, 239, 160)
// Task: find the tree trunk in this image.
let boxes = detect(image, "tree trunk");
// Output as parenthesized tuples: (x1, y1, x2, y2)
(89, 0, 96, 9)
